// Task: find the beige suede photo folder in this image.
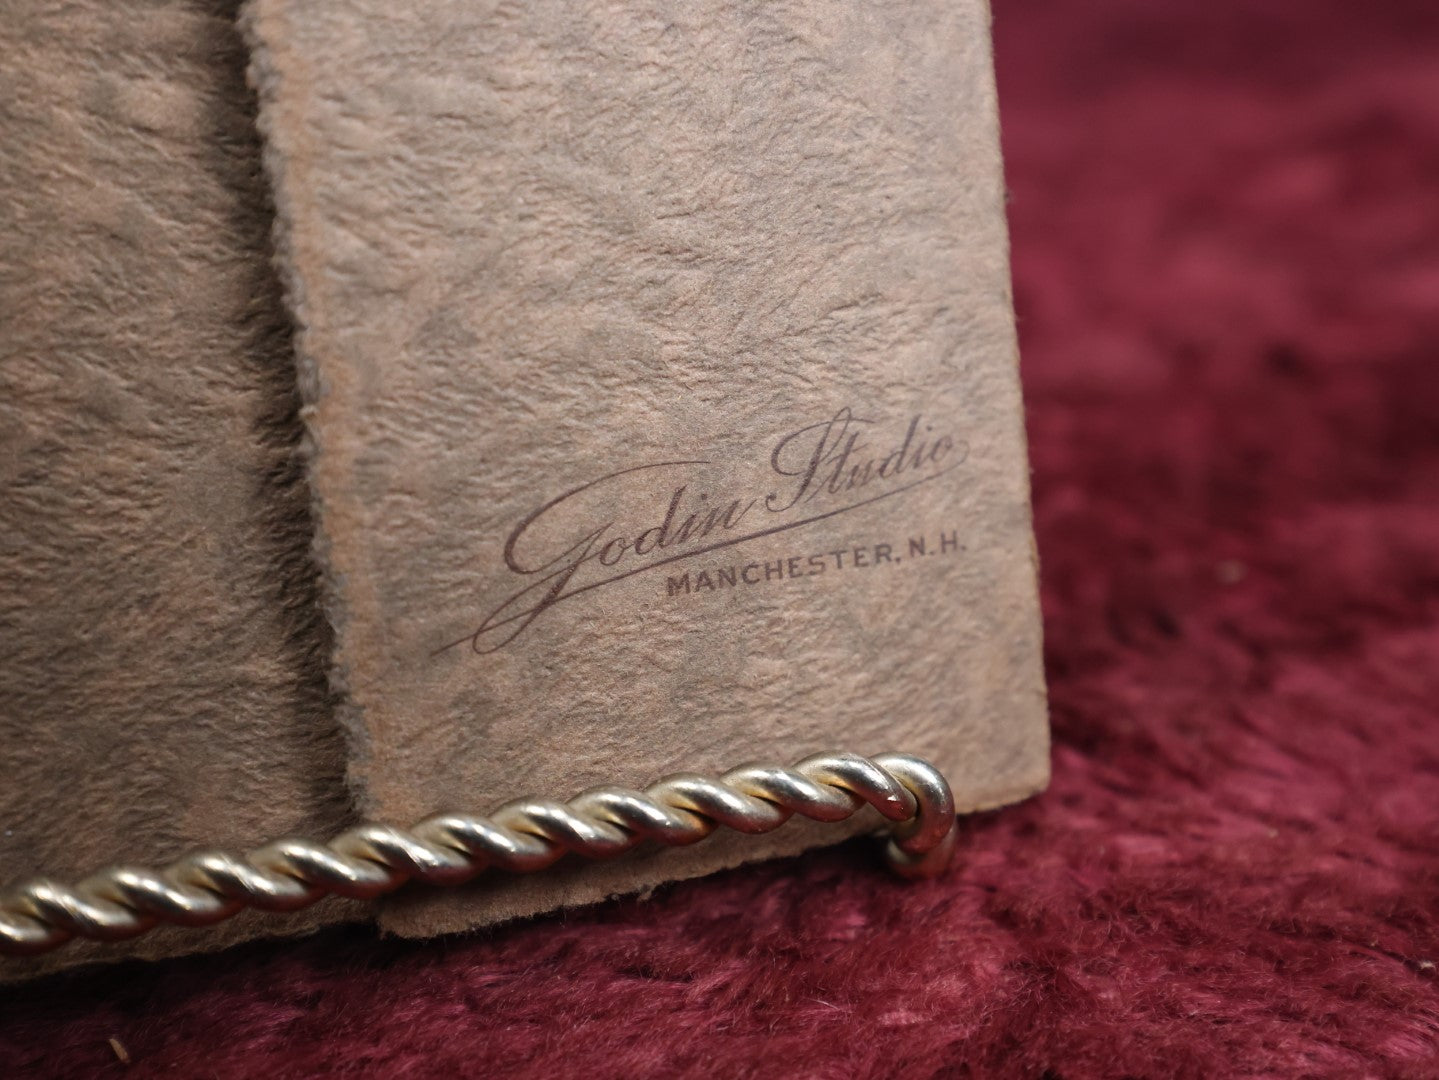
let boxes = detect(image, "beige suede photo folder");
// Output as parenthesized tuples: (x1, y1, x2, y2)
(0, 0, 1047, 980)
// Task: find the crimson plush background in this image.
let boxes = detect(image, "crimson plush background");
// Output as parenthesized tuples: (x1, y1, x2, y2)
(4, 0, 1438, 1075)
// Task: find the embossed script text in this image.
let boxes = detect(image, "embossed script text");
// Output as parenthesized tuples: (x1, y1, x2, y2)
(435, 408, 966, 655)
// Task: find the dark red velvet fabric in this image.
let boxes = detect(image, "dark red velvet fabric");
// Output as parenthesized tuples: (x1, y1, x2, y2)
(4, 0, 1437, 1075)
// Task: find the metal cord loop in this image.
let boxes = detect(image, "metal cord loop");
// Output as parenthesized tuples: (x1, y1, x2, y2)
(0, 750, 956, 958)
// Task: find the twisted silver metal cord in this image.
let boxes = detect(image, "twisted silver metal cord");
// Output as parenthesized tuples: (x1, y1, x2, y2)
(0, 751, 955, 958)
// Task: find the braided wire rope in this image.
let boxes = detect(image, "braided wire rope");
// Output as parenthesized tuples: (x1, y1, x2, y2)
(0, 751, 955, 957)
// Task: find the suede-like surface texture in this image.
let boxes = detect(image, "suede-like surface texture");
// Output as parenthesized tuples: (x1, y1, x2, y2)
(243, 0, 1048, 936)
(2, 0, 1437, 1074)
(0, 1, 357, 978)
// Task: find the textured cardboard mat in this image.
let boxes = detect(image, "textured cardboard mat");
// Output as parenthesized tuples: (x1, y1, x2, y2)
(243, 0, 1047, 937)
(0, 0, 357, 978)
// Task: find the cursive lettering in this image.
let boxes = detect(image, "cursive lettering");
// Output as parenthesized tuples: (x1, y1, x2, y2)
(435, 408, 966, 655)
